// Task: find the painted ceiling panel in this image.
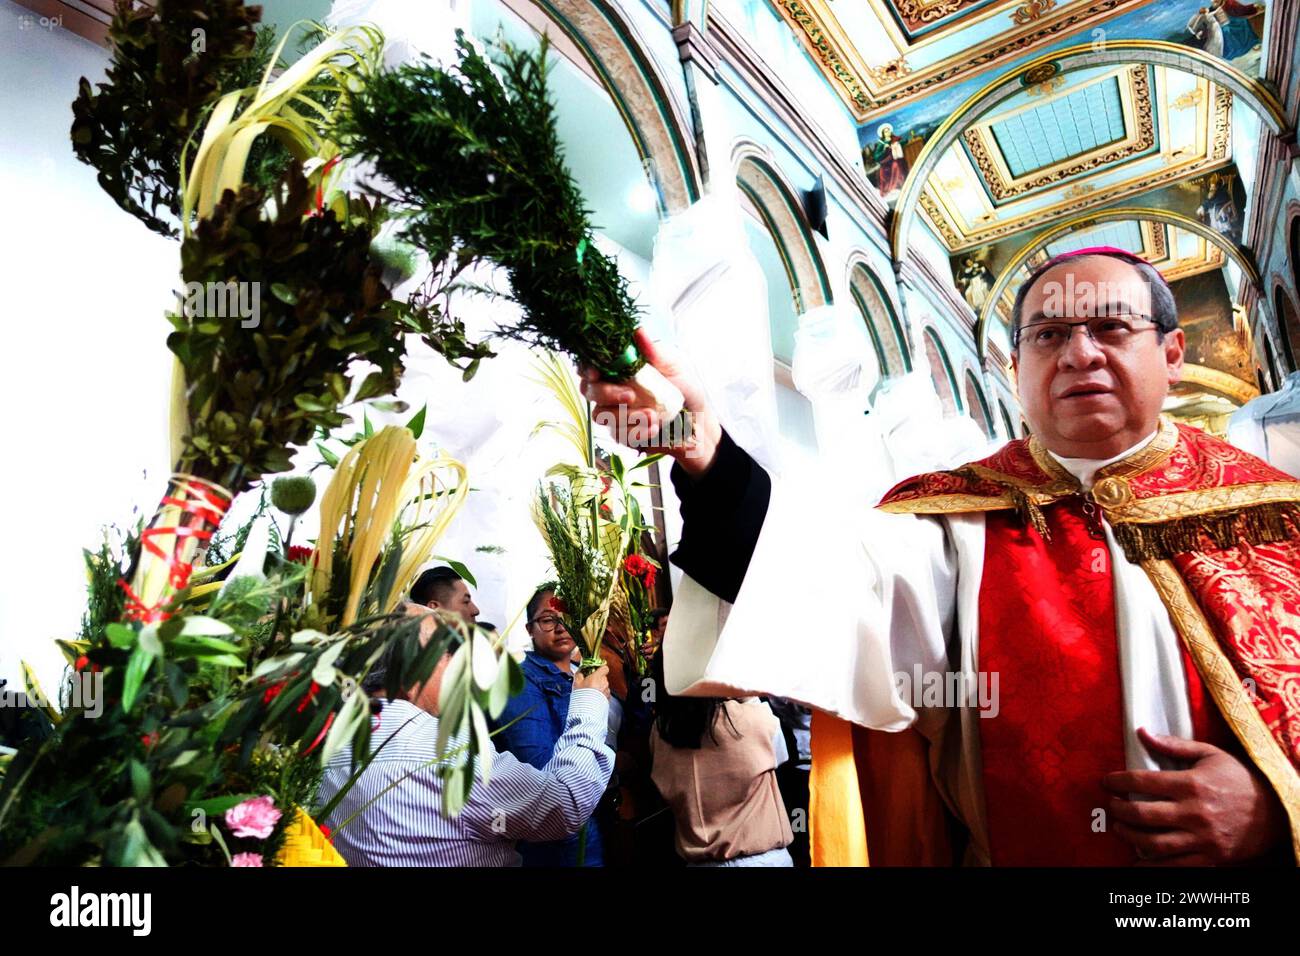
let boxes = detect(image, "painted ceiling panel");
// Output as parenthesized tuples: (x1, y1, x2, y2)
(990, 76, 1126, 177)
(1044, 220, 1145, 258)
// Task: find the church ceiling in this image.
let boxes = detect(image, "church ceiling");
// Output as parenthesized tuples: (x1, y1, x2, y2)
(782, 0, 1270, 407)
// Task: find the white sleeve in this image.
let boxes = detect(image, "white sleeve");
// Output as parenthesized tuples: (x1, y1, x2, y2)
(663, 475, 958, 731)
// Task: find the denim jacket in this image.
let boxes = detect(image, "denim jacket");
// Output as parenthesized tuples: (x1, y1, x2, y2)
(491, 652, 602, 865)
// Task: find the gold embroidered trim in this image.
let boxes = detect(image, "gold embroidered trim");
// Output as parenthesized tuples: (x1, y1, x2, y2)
(1111, 503, 1300, 563)
(1141, 559, 1300, 861)
(1027, 435, 1077, 484)
(876, 493, 1015, 515)
(1095, 416, 1180, 482)
(1103, 482, 1300, 523)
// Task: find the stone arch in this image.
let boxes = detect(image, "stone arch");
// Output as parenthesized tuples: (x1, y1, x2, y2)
(998, 399, 1017, 440)
(1274, 284, 1300, 376)
(1264, 332, 1283, 391)
(963, 367, 994, 438)
(975, 207, 1264, 365)
(890, 40, 1290, 264)
(1290, 207, 1300, 292)
(535, 0, 701, 214)
(734, 141, 833, 312)
(847, 256, 911, 375)
(922, 326, 961, 416)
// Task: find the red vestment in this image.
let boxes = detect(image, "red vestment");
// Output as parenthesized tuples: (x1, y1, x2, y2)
(846, 418, 1300, 864)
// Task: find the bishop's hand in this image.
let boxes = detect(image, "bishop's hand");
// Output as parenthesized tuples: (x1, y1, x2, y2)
(580, 328, 722, 477)
(1102, 727, 1288, 865)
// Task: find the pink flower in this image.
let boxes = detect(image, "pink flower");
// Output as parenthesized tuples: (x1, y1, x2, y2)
(231, 852, 264, 867)
(224, 795, 282, 840)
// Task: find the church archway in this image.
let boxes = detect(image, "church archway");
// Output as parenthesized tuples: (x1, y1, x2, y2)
(533, 0, 701, 214)
(847, 257, 910, 375)
(1274, 286, 1300, 379)
(964, 368, 994, 438)
(889, 40, 1290, 265)
(922, 326, 961, 416)
(975, 208, 1264, 365)
(734, 142, 833, 313)
(998, 399, 1017, 440)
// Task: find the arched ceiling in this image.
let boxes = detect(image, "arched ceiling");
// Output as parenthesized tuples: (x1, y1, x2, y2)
(774, 0, 1275, 431)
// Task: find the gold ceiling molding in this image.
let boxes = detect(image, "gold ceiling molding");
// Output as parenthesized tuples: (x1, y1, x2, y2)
(772, 0, 1140, 121)
(962, 65, 1152, 201)
(895, 0, 985, 30)
(774, 0, 873, 115)
(1178, 363, 1260, 404)
(1012, 0, 1058, 25)
(920, 79, 1230, 251)
(1160, 238, 1226, 282)
(1145, 219, 1167, 260)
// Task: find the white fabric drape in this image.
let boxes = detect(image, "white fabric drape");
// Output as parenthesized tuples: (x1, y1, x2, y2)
(664, 431, 1196, 865)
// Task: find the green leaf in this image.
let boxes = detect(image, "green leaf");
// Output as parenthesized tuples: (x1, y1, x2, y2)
(129, 759, 151, 803)
(431, 556, 476, 589)
(270, 282, 299, 304)
(106, 623, 137, 648)
(121, 643, 156, 714)
(354, 372, 391, 403)
(316, 442, 340, 468)
(406, 404, 427, 439)
(487, 653, 513, 716)
(374, 540, 403, 613)
(184, 793, 258, 817)
(363, 410, 374, 438)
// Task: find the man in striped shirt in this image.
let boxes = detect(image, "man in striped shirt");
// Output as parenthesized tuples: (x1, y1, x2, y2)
(318, 605, 615, 866)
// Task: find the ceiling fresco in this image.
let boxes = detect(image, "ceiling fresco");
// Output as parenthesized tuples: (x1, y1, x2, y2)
(768, 0, 1270, 417)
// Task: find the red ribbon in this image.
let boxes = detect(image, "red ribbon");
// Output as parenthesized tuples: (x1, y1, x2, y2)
(120, 476, 232, 623)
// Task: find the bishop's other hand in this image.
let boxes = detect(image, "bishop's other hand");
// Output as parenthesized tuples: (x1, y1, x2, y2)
(580, 328, 722, 477)
(1102, 727, 1287, 865)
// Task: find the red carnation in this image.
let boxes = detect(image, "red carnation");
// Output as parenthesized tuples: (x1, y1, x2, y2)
(74, 655, 90, 672)
(548, 596, 569, 615)
(286, 545, 314, 565)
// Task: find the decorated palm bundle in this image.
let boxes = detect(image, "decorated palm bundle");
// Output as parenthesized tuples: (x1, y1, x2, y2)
(530, 353, 662, 674)
(335, 31, 647, 382)
(0, 2, 522, 866)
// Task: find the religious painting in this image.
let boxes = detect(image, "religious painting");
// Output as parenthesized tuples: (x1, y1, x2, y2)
(863, 124, 909, 200)
(1195, 168, 1247, 243)
(862, 123, 930, 203)
(954, 255, 995, 312)
(1184, 1, 1267, 66)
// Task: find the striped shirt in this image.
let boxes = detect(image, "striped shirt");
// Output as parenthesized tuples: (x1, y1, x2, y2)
(317, 690, 614, 866)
